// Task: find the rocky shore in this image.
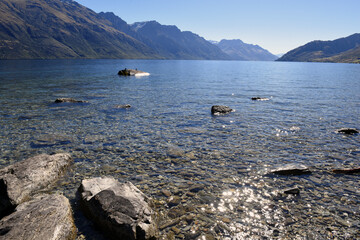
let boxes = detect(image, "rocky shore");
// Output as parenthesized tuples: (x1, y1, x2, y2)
(0, 154, 158, 240)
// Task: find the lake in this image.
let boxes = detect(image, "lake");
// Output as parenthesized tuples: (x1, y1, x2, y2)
(0, 59, 359, 239)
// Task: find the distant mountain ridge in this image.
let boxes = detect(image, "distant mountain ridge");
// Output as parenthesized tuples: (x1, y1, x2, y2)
(0, 0, 276, 60)
(214, 39, 278, 61)
(100, 12, 230, 60)
(277, 34, 360, 63)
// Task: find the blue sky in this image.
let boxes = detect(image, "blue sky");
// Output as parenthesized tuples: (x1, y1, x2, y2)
(76, 0, 360, 54)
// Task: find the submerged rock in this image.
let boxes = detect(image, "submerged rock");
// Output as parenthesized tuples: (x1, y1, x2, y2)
(0, 153, 72, 218)
(335, 128, 359, 135)
(0, 194, 76, 240)
(115, 104, 131, 109)
(55, 98, 88, 103)
(78, 177, 158, 240)
(332, 168, 360, 174)
(270, 164, 311, 176)
(118, 69, 150, 77)
(211, 105, 234, 115)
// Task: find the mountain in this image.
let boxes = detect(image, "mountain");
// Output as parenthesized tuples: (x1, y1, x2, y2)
(214, 39, 278, 61)
(277, 34, 360, 63)
(0, 0, 158, 59)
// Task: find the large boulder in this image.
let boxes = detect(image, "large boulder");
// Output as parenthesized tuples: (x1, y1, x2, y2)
(78, 177, 158, 240)
(211, 105, 234, 115)
(0, 194, 76, 240)
(0, 153, 72, 218)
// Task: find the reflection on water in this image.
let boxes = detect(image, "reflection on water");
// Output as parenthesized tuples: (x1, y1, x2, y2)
(0, 59, 360, 239)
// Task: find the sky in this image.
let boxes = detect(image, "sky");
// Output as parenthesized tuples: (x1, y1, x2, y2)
(76, 0, 360, 55)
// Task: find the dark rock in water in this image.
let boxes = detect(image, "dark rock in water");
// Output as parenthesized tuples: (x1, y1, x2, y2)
(211, 105, 234, 115)
(271, 164, 311, 176)
(336, 128, 359, 135)
(332, 168, 360, 174)
(78, 177, 158, 240)
(115, 104, 131, 109)
(0, 153, 72, 218)
(283, 187, 300, 195)
(55, 98, 88, 103)
(0, 194, 76, 240)
(118, 69, 150, 76)
(251, 97, 270, 101)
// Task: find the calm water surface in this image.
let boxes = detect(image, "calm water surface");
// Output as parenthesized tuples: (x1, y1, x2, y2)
(0, 59, 359, 239)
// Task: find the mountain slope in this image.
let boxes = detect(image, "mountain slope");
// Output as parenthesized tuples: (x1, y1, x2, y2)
(0, 0, 158, 59)
(277, 34, 360, 63)
(215, 39, 277, 61)
(128, 20, 230, 60)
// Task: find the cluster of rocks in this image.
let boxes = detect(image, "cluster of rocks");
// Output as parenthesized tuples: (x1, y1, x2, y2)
(0, 154, 158, 240)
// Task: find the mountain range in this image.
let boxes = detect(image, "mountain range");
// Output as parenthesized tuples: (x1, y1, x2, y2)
(278, 34, 360, 63)
(0, 0, 276, 60)
(214, 39, 278, 61)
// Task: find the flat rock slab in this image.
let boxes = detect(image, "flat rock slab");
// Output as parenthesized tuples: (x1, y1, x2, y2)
(118, 69, 150, 77)
(332, 168, 360, 174)
(0, 153, 72, 218)
(55, 98, 88, 103)
(78, 177, 158, 240)
(270, 164, 311, 176)
(335, 128, 359, 135)
(0, 194, 76, 240)
(211, 105, 234, 115)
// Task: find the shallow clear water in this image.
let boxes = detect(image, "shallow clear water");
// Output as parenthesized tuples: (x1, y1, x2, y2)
(0, 59, 359, 239)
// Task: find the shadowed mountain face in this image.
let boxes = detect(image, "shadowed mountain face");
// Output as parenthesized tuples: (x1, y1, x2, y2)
(215, 39, 278, 61)
(0, 0, 277, 60)
(277, 34, 360, 63)
(0, 0, 158, 59)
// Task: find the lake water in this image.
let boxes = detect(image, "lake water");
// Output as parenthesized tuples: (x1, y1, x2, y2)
(0, 59, 359, 239)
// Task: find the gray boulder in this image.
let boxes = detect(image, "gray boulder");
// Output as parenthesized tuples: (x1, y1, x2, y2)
(211, 105, 234, 115)
(0, 153, 72, 218)
(78, 177, 158, 240)
(0, 194, 76, 240)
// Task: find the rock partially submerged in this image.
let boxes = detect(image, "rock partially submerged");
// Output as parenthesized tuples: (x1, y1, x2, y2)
(332, 168, 360, 174)
(55, 98, 88, 103)
(251, 97, 270, 101)
(211, 105, 234, 115)
(78, 177, 158, 240)
(335, 128, 359, 135)
(118, 69, 150, 77)
(283, 187, 300, 195)
(0, 153, 72, 218)
(270, 164, 311, 176)
(0, 194, 76, 240)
